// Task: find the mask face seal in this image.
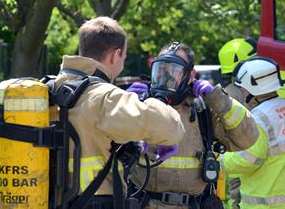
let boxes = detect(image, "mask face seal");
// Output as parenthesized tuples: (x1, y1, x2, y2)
(150, 42, 194, 105)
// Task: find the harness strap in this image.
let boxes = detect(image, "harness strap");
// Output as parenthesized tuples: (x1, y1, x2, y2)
(147, 191, 202, 209)
(69, 151, 115, 209)
(0, 121, 63, 148)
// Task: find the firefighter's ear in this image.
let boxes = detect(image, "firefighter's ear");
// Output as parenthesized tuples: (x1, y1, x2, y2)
(110, 48, 122, 64)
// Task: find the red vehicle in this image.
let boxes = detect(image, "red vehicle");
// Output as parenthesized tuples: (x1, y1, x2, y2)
(258, 0, 285, 76)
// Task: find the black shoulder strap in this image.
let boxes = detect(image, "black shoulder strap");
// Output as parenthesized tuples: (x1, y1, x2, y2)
(46, 75, 106, 109)
(194, 97, 213, 150)
(50, 75, 112, 209)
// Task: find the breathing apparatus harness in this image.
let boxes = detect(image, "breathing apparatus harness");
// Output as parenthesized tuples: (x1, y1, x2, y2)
(0, 68, 161, 209)
(151, 41, 224, 184)
(47, 69, 159, 209)
(124, 42, 225, 208)
(188, 94, 225, 209)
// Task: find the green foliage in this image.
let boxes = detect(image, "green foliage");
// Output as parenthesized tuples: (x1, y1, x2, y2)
(45, 0, 94, 74)
(0, 0, 262, 76)
(121, 0, 260, 65)
(45, 8, 79, 74)
(0, 0, 16, 43)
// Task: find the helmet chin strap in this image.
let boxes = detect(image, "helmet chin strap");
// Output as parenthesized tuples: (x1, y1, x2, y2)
(245, 94, 260, 107)
(246, 94, 255, 103)
(246, 92, 278, 106)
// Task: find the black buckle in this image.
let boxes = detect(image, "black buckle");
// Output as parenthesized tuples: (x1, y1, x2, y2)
(36, 124, 64, 149)
(161, 192, 190, 206)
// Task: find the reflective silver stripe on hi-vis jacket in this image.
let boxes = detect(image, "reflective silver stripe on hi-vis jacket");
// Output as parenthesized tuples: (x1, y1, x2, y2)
(238, 151, 264, 165)
(242, 194, 285, 205)
(253, 109, 285, 157)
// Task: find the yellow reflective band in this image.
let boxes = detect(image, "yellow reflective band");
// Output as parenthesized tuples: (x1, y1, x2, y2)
(159, 156, 201, 169)
(238, 151, 264, 165)
(223, 100, 246, 130)
(69, 155, 124, 191)
(80, 167, 95, 191)
(69, 156, 105, 172)
(242, 194, 285, 205)
(4, 98, 48, 112)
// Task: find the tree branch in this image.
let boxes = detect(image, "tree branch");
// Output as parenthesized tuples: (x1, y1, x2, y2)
(19, 0, 57, 53)
(111, 0, 129, 20)
(88, 0, 112, 17)
(0, 1, 15, 28)
(14, 0, 35, 30)
(56, 1, 86, 27)
(15, 0, 34, 14)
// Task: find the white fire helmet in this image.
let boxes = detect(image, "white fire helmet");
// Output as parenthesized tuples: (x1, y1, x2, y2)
(233, 56, 281, 96)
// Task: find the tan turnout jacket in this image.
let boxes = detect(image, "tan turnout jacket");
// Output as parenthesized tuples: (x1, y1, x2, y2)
(54, 55, 186, 195)
(133, 85, 259, 209)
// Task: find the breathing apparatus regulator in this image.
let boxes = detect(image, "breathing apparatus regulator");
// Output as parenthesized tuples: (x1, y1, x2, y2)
(150, 42, 194, 105)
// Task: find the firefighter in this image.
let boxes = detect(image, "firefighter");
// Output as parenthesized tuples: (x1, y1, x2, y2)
(218, 38, 257, 105)
(54, 17, 186, 208)
(218, 37, 257, 209)
(221, 56, 285, 209)
(127, 42, 260, 209)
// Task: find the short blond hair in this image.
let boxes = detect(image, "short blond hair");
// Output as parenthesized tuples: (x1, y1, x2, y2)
(79, 16, 127, 61)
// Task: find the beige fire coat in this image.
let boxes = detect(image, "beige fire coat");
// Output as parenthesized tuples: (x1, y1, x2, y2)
(132, 85, 259, 209)
(54, 55, 186, 195)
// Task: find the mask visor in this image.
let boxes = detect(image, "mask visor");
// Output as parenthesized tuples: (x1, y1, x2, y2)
(151, 61, 185, 91)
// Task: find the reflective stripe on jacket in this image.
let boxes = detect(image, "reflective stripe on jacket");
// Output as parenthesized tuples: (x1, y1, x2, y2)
(57, 55, 186, 194)
(132, 86, 258, 209)
(222, 97, 285, 209)
(205, 85, 259, 152)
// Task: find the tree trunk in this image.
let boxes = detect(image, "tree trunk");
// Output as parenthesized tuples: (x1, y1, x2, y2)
(10, 0, 56, 78)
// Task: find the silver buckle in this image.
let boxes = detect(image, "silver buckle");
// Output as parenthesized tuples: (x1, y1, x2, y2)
(161, 192, 190, 205)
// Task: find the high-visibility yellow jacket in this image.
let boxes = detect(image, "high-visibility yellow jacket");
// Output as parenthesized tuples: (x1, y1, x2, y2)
(222, 97, 285, 209)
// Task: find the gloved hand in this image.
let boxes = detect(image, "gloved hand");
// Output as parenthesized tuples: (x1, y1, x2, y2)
(127, 82, 149, 101)
(192, 79, 214, 97)
(155, 144, 179, 161)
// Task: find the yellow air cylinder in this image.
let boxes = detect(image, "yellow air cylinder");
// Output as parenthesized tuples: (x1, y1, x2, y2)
(0, 79, 49, 209)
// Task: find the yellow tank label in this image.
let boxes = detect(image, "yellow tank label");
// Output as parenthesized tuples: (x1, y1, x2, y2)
(0, 80, 49, 209)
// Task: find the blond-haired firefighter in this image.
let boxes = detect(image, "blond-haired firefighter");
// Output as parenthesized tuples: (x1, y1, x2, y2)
(127, 42, 259, 209)
(53, 17, 187, 209)
(221, 56, 285, 209)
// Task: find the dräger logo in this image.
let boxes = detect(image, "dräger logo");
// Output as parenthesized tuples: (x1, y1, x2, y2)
(0, 192, 29, 204)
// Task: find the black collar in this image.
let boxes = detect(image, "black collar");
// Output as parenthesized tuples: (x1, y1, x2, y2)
(93, 69, 111, 83)
(60, 68, 111, 83)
